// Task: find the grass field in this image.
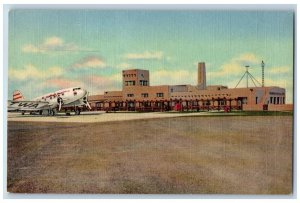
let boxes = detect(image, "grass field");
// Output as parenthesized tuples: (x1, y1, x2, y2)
(7, 116, 293, 194)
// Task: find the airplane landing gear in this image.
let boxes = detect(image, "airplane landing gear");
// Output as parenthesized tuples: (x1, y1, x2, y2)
(75, 109, 81, 115)
(48, 109, 56, 116)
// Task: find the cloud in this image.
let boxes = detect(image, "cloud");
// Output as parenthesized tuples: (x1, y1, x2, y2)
(124, 51, 163, 60)
(84, 75, 114, 86)
(21, 44, 45, 53)
(72, 56, 106, 69)
(269, 66, 291, 74)
(48, 66, 64, 76)
(235, 53, 260, 66)
(82, 74, 122, 95)
(208, 53, 262, 79)
(21, 36, 78, 53)
(151, 69, 196, 86)
(264, 78, 293, 91)
(42, 78, 84, 89)
(30, 73, 118, 94)
(207, 63, 244, 79)
(116, 63, 135, 69)
(9, 64, 64, 81)
(9, 64, 41, 80)
(44, 36, 63, 47)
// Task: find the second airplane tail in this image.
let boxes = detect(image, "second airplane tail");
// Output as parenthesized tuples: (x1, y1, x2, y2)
(13, 90, 24, 101)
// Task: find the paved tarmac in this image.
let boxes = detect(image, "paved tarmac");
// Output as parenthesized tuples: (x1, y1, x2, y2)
(7, 116, 293, 194)
(7, 111, 238, 123)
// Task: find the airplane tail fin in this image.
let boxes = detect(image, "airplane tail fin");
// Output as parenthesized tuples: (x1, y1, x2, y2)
(13, 90, 24, 101)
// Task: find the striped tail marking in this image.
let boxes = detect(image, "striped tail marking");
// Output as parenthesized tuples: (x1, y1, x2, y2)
(13, 90, 24, 101)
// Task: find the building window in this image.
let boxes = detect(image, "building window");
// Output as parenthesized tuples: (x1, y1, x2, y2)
(156, 93, 164, 97)
(141, 93, 148, 98)
(127, 94, 134, 97)
(256, 97, 258, 104)
(126, 81, 136, 86)
(139, 80, 148, 86)
(270, 97, 273, 104)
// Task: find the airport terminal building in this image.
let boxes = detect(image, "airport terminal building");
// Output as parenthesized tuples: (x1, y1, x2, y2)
(88, 62, 291, 112)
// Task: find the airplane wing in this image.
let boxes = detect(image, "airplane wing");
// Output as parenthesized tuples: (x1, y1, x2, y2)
(7, 100, 50, 111)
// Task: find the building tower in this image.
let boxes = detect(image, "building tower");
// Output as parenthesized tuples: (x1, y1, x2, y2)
(122, 69, 150, 89)
(198, 62, 206, 90)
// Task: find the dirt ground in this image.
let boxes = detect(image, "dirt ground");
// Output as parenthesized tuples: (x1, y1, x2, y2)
(7, 116, 293, 194)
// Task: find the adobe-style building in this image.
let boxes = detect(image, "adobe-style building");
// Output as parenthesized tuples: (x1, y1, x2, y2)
(88, 62, 292, 112)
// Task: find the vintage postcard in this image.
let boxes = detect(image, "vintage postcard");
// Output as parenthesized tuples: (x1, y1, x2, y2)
(6, 6, 294, 195)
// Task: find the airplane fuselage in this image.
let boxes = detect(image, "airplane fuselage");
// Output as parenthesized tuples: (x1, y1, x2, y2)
(34, 87, 87, 109)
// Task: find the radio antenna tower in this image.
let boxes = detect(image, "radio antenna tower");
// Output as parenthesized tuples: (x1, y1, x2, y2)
(235, 65, 261, 88)
(261, 60, 265, 87)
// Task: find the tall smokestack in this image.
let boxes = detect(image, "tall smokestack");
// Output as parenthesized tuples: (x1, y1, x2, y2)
(198, 62, 206, 90)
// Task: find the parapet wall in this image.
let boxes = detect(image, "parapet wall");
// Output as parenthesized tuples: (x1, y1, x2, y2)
(243, 104, 293, 111)
(268, 104, 293, 111)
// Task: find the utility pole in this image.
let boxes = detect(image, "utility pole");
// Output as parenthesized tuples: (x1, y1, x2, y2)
(245, 65, 250, 88)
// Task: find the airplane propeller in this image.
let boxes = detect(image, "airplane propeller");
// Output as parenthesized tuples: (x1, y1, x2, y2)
(57, 97, 63, 111)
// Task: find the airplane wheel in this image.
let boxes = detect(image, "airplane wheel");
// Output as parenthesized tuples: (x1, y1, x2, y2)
(48, 110, 55, 116)
(22, 111, 25, 115)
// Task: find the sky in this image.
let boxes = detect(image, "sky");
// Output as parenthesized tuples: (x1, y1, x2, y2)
(8, 9, 294, 103)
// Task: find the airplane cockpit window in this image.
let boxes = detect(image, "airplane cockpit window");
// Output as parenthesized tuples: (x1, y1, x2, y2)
(73, 88, 81, 91)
